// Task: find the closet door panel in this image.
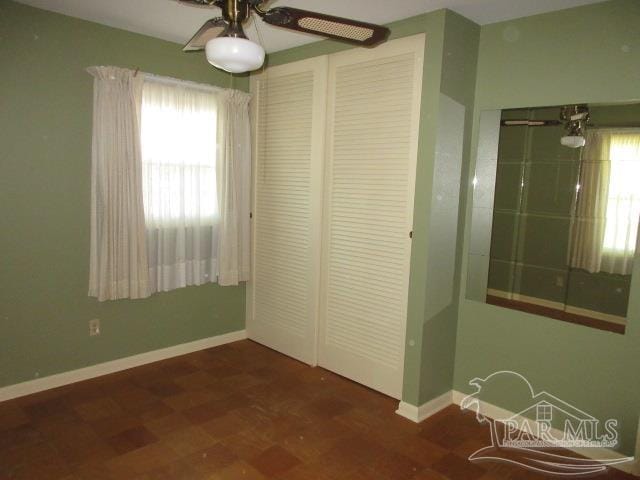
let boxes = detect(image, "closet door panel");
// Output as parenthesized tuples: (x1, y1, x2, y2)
(319, 35, 425, 397)
(247, 57, 327, 365)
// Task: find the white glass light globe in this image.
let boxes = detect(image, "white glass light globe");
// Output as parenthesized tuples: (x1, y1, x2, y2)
(560, 135, 586, 148)
(205, 37, 265, 74)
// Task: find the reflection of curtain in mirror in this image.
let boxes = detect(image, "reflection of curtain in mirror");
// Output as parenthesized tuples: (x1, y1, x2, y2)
(569, 129, 640, 275)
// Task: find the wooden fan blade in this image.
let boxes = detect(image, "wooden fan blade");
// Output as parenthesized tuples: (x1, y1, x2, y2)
(261, 7, 389, 47)
(183, 17, 226, 52)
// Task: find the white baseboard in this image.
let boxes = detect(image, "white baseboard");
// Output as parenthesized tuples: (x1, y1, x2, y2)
(0, 330, 247, 403)
(396, 390, 452, 423)
(634, 417, 640, 476)
(487, 288, 626, 325)
(396, 391, 637, 475)
(451, 390, 638, 476)
(487, 288, 565, 310)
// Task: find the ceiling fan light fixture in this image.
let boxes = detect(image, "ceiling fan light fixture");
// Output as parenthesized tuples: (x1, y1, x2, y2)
(205, 36, 265, 73)
(560, 104, 589, 149)
(560, 135, 586, 149)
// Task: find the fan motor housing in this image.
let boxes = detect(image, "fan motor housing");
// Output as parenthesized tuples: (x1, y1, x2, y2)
(219, 0, 251, 38)
(221, 0, 250, 24)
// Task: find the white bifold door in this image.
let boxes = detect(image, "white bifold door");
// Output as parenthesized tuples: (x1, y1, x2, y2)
(248, 35, 424, 398)
(246, 57, 328, 365)
(318, 36, 424, 398)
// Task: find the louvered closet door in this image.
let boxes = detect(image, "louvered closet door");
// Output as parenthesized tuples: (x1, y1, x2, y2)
(247, 57, 328, 365)
(318, 35, 425, 398)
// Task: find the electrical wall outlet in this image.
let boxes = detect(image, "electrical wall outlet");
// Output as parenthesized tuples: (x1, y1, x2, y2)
(556, 276, 565, 287)
(89, 319, 101, 336)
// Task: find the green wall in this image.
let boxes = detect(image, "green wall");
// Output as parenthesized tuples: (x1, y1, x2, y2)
(489, 105, 634, 317)
(0, 1, 247, 388)
(265, 10, 480, 406)
(416, 11, 479, 405)
(457, 0, 640, 455)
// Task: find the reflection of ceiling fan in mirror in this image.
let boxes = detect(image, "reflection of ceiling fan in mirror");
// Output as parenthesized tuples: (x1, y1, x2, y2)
(179, 0, 391, 73)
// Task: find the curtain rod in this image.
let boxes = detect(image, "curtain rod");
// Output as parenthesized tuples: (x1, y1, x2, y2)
(87, 66, 250, 99)
(143, 72, 232, 95)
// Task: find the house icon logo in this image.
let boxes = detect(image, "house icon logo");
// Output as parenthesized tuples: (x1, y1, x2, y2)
(460, 371, 634, 476)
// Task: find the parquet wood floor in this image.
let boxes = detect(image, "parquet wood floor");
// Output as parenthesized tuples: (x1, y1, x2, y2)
(0, 340, 634, 479)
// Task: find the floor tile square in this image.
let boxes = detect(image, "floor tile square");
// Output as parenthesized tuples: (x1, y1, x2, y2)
(249, 445, 301, 477)
(108, 425, 158, 454)
(431, 452, 486, 480)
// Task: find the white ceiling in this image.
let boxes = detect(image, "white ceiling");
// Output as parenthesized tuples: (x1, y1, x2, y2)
(16, 0, 602, 53)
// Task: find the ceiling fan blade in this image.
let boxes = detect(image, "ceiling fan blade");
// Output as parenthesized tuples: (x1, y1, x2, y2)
(178, 0, 222, 7)
(260, 7, 389, 47)
(183, 17, 226, 52)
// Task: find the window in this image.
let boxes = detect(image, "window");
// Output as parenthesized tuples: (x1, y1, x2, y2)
(537, 403, 552, 423)
(602, 132, 640, 255)
(87, 66, 251, 301)
(569, 128, 639, 277)
(140, 78, 221, 293)
(141, 80, 219, 227)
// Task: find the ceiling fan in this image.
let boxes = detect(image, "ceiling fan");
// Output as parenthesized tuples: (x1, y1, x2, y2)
(178, 0, 391, 73)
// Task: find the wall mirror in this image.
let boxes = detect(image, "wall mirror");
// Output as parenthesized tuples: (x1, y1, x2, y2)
(467, 102, 640, 333)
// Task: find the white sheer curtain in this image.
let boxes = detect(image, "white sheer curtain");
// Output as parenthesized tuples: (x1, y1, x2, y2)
(141, 78, 221, 293)
(569, 129, 640, 275)
(140, 77, 252, 292)
(87, 67, 150, 301)
(217, 90, 252, 286)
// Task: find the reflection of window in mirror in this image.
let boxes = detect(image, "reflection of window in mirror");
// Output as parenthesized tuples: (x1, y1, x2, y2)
(570, 130, 640, 276)
(602, 134, 640, 254)
(480, 103, 640, 334)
